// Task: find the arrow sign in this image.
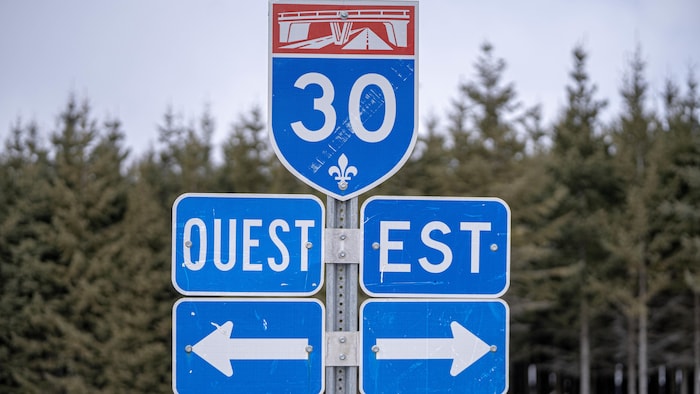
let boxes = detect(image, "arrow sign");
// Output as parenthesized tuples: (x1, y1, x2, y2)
(192, 321, 310, 377)
(173, 298, 325, 394)
(374, 321, 491, 377)
(360, 299, 509, 394)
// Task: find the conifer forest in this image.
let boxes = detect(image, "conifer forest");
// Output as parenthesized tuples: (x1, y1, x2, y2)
(1, 43, 699, 393)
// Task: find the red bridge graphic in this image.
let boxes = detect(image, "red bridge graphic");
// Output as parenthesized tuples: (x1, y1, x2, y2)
(272, 5, 415, 56)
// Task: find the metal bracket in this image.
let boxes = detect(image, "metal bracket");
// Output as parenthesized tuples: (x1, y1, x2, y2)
(325, 331, 359, 366)
(324, 228, 361, 265)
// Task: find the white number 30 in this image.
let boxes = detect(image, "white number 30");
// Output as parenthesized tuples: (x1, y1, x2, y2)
(290, 72, 396, 143)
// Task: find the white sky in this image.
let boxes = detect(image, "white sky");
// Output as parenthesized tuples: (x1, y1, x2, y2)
(1, 0, 699, 158)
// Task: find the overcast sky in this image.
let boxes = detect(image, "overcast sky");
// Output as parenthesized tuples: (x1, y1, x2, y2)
(1, 0, 699, 158)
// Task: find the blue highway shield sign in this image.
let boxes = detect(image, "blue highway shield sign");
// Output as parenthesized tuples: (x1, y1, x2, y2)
(269, 1, 418, 200)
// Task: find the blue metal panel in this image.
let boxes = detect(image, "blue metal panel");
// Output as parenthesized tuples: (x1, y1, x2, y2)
(361, 196, 510, 297)
(172, 193, 324, 295)
(360, 299, 509, 394)
(173, 298, 325, 394)
(270, 57, 416, 200)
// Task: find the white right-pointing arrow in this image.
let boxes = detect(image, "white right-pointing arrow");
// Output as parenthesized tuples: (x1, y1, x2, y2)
(374, 321, 492, 376)
(192, 321, 310, 377)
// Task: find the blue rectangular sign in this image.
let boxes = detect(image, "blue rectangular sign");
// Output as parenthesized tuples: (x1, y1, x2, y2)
(361, 196, 510, 297)
(360, 299, 509, 394)
(173, 298, 325, 394)
(172, 193, 324, 296)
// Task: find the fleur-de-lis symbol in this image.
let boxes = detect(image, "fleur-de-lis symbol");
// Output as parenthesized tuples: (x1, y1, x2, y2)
(328, 154, 358, 191)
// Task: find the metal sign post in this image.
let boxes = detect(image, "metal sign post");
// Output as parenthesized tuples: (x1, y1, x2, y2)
(325, 196, 359, 394)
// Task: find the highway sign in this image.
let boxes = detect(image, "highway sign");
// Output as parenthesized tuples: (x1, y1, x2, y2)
(173, 298, 325, 394)
(361, 196, 510, 297)
(269, 1, 418, 200)
(360, 299, 509, 394)
(172, 193, 324, 296)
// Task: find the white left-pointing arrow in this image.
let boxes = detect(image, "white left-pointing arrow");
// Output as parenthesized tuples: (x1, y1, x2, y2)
(374, 321, 492, 376)
(192, 321, 310, 377)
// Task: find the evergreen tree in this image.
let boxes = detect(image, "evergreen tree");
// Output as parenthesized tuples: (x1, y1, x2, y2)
(45, 98, 102, 391)
(655, 72, 700, 393)
(605, 48, 666, 394)
(505, 136, 559, 365)
(0, 120, 54, 391)
(50, 99, 131, 392)
(445, 42, 530, 199)
(218, 106, 273, 193)
(157, 106, 216, 199)
(533, 46, 622, 394)
(100, 154, 173, 392)
(0, 97, 132, 392)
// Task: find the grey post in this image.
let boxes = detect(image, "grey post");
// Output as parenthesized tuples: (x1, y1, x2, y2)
(325, 196, 359, 393)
